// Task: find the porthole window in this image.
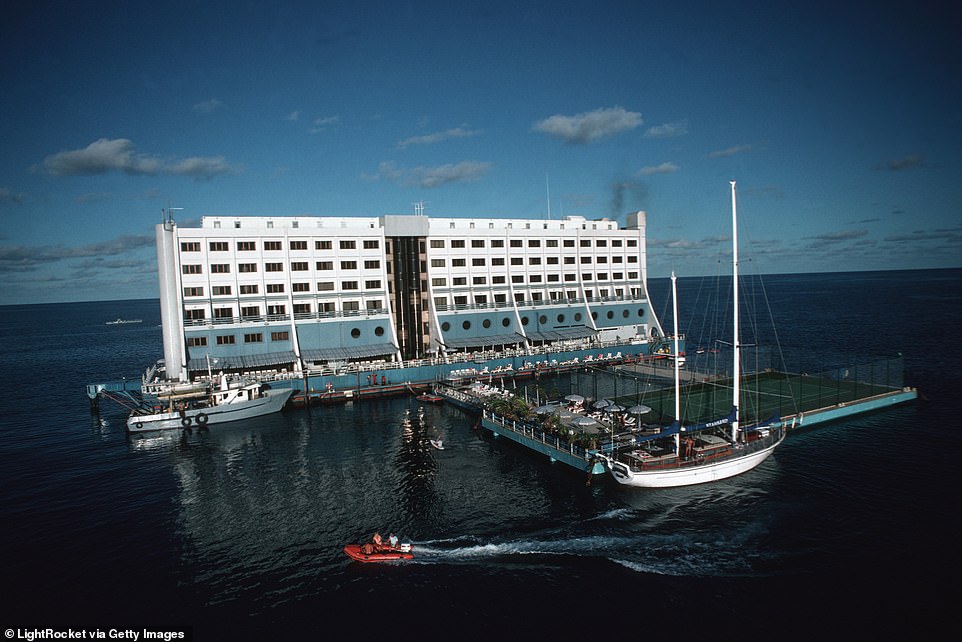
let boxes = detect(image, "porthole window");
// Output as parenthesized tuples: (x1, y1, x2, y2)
(374, 326, 384, 336)
(350, 328, 361, 338)
(539, 315, 547, 324)
(482, 319, 491, 328)
(502, 318, 510, 327)
(462, 320, 471, 330)
(637, 308, 645, 317)
(623, 310, 629, 318)
(574, 313, 582, 322)
(591, 312, 598, 320)
(607, 311, 614, 319)
(521, 316, 529, 326)
(557, 314, 565, 323)
(441, 321, 450, 331)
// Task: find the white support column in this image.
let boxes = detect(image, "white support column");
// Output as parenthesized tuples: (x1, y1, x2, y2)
(156, 218, 187, 382)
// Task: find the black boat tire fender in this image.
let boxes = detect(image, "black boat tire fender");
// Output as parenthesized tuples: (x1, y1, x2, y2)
(181, 416, 192, 427)
(196, 413, 209, 426)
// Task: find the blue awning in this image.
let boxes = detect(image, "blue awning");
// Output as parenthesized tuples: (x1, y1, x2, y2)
(301, 343, 397, 361)
(188, 351, 296, 372)
(621, 410, 781, 445)
(623, 410, 736, 443)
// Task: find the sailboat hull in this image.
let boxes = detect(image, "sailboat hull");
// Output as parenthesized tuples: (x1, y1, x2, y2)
(608, 434, 783, 488)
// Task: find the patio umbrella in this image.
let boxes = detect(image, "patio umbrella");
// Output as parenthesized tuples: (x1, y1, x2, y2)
(574, 415, 600, 426)
(564, 394, 584, 403)
(628, 404, 653, 415)
(533, 405, 555, 415)
(593, 399, 612, 410)
(607, 403, 625, 413)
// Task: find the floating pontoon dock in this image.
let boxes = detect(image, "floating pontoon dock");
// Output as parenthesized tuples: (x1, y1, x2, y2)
(456, 361, 918, 477)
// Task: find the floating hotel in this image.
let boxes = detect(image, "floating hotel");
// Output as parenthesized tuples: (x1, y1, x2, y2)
(88, 200, 917, 486)
(151, 207, 668, 384)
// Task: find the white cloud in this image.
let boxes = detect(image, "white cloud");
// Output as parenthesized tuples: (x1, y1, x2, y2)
(638, 161, 679, 175)
(395, 126, 481, 149)
(309, 115, 340, 133)
(708, 144, 753, 158)
(805, 229, 869, 244)
(363, 160, 492, 188)
(43, 139, 154, 175)
(533, 106, 642, 144)
(644, 120, 689, 139)
(363, 161, 405, 183)
(414, 161, 491, 188)
(648, 235, 729, 251)
(286, 110, 301, 121)
(0, 234, 154, 272)
(40, 138, 239, 180)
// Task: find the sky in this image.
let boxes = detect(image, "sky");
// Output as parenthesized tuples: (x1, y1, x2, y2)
(1, 0, 960, 304)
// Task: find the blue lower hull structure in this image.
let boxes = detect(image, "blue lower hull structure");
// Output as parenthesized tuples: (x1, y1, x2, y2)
(87, 343, 658, 404)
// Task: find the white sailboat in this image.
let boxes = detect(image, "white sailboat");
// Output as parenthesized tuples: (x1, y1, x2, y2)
(602, 181, 785, 488)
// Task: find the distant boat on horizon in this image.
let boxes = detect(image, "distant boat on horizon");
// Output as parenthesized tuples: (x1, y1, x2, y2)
(105, 318, 143, 325)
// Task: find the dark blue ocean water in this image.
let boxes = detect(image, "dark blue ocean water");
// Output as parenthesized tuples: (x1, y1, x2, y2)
(2, 269, 960, 640)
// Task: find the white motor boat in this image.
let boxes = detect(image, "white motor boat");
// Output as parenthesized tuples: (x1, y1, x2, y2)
(127, 376, 293, 432)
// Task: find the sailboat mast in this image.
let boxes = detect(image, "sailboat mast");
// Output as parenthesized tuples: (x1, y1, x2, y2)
(730, 180, 740, 441)
(672, 271, 681, 456)
(671, 271, 681, 423)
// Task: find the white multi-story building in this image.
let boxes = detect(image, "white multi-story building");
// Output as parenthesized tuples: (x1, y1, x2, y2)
(155, 209, 665, 382)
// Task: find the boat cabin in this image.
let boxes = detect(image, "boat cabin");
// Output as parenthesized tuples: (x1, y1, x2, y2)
(692, 433, 730, 456)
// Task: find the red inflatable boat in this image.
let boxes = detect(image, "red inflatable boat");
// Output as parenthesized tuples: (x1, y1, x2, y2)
(343, 542, 414, 563)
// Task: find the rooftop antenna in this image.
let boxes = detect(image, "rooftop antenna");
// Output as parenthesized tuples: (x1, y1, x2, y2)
(163, 206, 184, 230)
(414, 201, 425, 216)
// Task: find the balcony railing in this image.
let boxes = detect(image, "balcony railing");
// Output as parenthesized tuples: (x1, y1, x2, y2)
(433, 294, 646, 313)
(184, 307, 389, 327)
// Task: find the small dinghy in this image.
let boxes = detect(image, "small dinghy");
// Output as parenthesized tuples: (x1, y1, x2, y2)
(429, 438, 444, 450)
(343, 542, 413, 563)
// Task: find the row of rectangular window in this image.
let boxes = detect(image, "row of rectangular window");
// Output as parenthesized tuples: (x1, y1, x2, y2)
(183, 238, 636, 253)
(430, 272, 638, 287)
(440, 220, 616, 232)
(184, 300, 384, 319)
(184, 240, 381, 252)
(429, 255, 636, 268)
(187, 270, 639, 298)
(183, 280, 383, 297)
(437, 288, 630, 306)
(186, 331, 290, 347)
(182, 260, 382, 274)
(429, 238, 637, 249)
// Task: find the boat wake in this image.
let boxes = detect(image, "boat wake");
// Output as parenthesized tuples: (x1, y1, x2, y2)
(584, 507, 636, 522)
(411, 523, 776, 577)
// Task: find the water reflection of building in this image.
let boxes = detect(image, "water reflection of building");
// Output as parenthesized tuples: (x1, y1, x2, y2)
(395, 406, 440, 520)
